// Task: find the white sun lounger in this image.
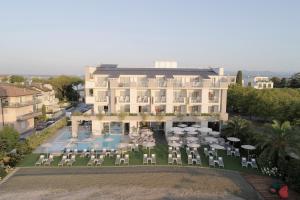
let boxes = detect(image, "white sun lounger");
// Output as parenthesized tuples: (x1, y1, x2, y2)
(209, 156, 215, 167)
(188, 154, 193, 165)
(241, 157, 247, 168)
(124, 154, 129, 165)
(151, 154, 156, 165)
(143, 154, 148, 164)
(35, 155, 45, 166)
(115, 155, 121, 165)
(218, 157, 224, 168)
(87, 155, 96, 166)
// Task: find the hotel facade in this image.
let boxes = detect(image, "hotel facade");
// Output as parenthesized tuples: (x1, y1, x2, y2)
(71, 63, 235, 137)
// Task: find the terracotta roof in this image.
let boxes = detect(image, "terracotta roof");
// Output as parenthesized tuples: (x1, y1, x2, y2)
(0, 84, 37, 97)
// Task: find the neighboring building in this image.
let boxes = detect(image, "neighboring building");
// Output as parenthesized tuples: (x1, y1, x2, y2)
(29, 83, 60, 117)
(0, 84, 41, 133)
(71, 63, 233, 137)
(250, 76, 273, 89)
(73, 83, 85, 102)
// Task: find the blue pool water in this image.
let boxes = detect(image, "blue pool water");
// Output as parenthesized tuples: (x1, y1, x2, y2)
(37, 128, 122, 153)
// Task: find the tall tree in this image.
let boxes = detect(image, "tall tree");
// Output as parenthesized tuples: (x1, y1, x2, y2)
(290, 72, 300, 88)
(271, 76, 282, 88)
(0, 126, 19, 152)
(236, 70, 243, 86)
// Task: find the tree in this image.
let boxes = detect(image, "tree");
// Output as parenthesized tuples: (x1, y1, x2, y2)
(290, 72, 300, 88)
(257, 120, 300, 170)
(48, 76, 83, 101)
(236, 70, 243, 86)
(0, 126, 20, 152)
(222, 116, 250, 142)
(271, 77, 282, 88)
(41, 104, 47, 121)
(9, 75, 25, 83)
(279, 78, 289, 88)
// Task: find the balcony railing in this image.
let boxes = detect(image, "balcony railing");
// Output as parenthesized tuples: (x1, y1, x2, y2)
(118, 96, 130, 103)
(154, 96, 166, 103)
(173, 97, 186, 103)
(2, 99, 42, 108)
(137, 81, 149, 87)
(148, 79, 167, 88)
(209, 97, 219, 103)
(95, 81, 108, 87)
(189, 97, 202, 103)
(95, 96, 109, 103)
(137, 96, 150, 103)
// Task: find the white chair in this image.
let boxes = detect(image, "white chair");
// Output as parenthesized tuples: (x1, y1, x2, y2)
(168, 154, 173, 165)
(115, 155, 121, 165)
(235, 148, 240, 157)
(241, 157, 247, 168)
(143, 154, 148, 164)
(124, 154, 129, 165)
(151, 154, 156, 165)
(209, 156, 215, 167)
(177, 154, 182, 165)
(204, 148, 209, 157)
(196, 155, 202, 166)
(188, 154, 193, 165)
(227, 147, 232, 156)
(218, 157, 224, 168)
(251, 158, 258, 169)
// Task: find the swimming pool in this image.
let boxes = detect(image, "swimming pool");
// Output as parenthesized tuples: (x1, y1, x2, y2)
(35, 127, 123, 153)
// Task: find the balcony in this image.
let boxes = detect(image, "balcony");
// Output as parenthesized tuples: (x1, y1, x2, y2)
(137, 96, 150, 104)
(148, 79, 167, 88)
(137, 81, 149, 88)
(2, 100, 41, 108)
(110, 80, 136, 88)
(153, 96, 166, 104)
(95, 96, 109, 103)
(189, 97, 202, 104)
(117, 96, 130, 103)
(17, 111, 42, 121)
(173, 97, 186, 104)
(209, 97, 219, 103)
(95, 81, 108, 88)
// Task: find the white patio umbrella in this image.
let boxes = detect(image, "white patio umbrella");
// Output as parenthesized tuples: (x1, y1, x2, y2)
(168, 142, 182, 148)
(187, 143, 200, 148)
(192, 124, 201, 128)
(187, 131, 198, 135)
(184, 126, 197, 132)
(178, 124, 187, 128)
(204, 136, 218, 143)
(186, 137, 198, 142)
(170, 127, 183, 132)
(210, 144, 225, 157)
(198, 127, 212, 133)
(42, 143, 52, 158)
(168, 136, 180, 141)
(210, 131, 220, 137)
(241, 145, 256, 159)
(143, 142, 156, 156)
(227, 137, 240, 148)
(174, 130, 185, 135)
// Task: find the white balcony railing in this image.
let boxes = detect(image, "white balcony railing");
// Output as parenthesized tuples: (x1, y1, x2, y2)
(95, 96, 109, 103)
(173, 97, 186, 103)
(189, 97, 202, 103)
(118, 96, 130, 103)
(209, 97, 219, 103)
(154, 96, 166, 103)
(137, 96, 150, 103)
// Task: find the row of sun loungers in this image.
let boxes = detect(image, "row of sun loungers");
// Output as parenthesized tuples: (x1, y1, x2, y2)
(35, 155, 54, 166)
(115, 154, 129, 165)
(87, 155, 104, 166)
(168, 154, 182, 165)
(143, 154, 156, 165)
(209, 156, 224, 168)
(241, 157, 258, 168)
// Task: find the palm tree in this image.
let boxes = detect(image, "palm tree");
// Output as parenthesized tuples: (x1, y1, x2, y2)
(257, 120, 300, 168)
(222, 116, 249, 138)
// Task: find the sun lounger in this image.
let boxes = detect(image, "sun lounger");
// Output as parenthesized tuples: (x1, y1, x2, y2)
(218, 157, 224, 168)
(134, 144, 139, 151)
(188, 154, 193, 165)
(115, 155, 121, 165)
(151, 154, 156, 165)
(82, 149, 89, 157)
(44, 155, 54, 166)
(241, 157, 247, 168)
(74, 149, 78, 155)
(124, 154, 129, 165)
(87, 155, 96, 166)
(209, 156, 215, 167)
(196, 155, 202, 165)
(227, 147, 232, 156)
(186, 147, 191, 155)
(58, 155, 67, 167)
(143, 154, 148, 164)
(251, 158, 258, 169)
(35, 155, 45, 166)
(168, 154, 173, 165)
(235, 148, 240, 157)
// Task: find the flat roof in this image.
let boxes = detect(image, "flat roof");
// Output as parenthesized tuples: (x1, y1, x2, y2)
(93, 67, 218, 78)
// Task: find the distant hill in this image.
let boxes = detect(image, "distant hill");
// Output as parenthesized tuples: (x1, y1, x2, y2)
(225, 70, 295, 78)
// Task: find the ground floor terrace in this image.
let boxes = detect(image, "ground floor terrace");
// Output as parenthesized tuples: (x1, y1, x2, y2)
(0, 167, 261, 200)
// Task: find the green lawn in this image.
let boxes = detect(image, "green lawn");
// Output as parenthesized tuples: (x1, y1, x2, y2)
(17, 144, 259, 174)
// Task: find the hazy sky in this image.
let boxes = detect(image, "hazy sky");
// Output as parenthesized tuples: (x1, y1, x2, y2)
(0, 0, 299, 75)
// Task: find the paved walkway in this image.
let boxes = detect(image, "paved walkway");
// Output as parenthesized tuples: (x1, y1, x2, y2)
(1, 166, 262, 200)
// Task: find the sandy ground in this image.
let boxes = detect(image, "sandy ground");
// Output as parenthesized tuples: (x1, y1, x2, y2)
(0, 167, 261, 200)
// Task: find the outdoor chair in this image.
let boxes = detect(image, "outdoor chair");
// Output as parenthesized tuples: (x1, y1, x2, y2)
(151, 154, 156, 165)
(209, 156, 215, 167)
(87, 155, 96, 166)
(74, 149, 78, 155)
(67, 155, 76, 166)
(196, 155, 202, 165)
(227, 147, 231, 156)
(96, 155, 104, 166)
(218, 157, 224, 168)
(44, 155, 54, 166)
(124, 154, 129, 165)
(143, 154, 148, 164)
(241, 157, 247, 168)
(58, 155, 67, 167)
(188, 154, 193, 165)
(168, 154, 173, 165)
(235, 148, 240, 157)
(82, 149, 90, 157)
(134, 144, 139, 152)
(186, 147, 191, 155)
(251, 158, 258, 169)
(204, 148, 209, 157)
(91, 148, 95, 155)
(115, 155, 121, 165)
(177, 155, 182, 165)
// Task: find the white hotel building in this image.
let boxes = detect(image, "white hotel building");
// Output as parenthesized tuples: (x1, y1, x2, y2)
(71, 62, 235, 137)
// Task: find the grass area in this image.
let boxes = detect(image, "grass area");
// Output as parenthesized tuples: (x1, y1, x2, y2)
(17, 144, 259, 174)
